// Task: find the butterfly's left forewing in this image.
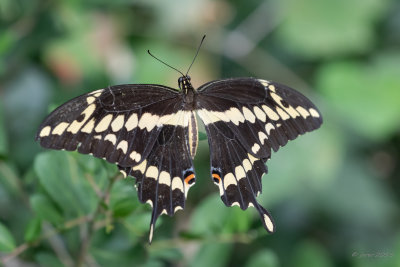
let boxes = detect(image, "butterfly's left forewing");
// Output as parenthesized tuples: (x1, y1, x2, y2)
(36, 84, 196, 242)
(197, 78, 322, 232)
(36, 84, 183, 167)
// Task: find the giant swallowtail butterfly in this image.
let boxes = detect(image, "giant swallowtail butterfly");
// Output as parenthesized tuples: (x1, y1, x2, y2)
(36, 37, 322, 242)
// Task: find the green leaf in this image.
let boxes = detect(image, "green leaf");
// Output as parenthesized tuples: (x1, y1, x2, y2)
(189, 194, 230, 235)
(316, 52, 400, 140)
(224, 205, 252, 233)
(189, 243, 233, 267)
(141, 259, 165, 267)
(0, 31, 16, 56)
(91, 243, 147, 267)
(198, 131, 207, 141)
(291, 240, 334, 267)
(276, 0, 389, 58)
(30, 194, 63, 224)
(0, 101, 7, 156)
(43, 13, 104, 81)
(24, 217, 42, 242)
(149, 247, 183, 262)
(245, 249, 279, 267)
(0, 222, 16, 252)
(35, 252, 64, 267)
(112, 198, 137, 218)
(123, 212, 154, 237)
(34, 151, 100, 218)
(0, 161, 20, 198)
(110, 179, 138, 218)
(2, 66, 52, 167)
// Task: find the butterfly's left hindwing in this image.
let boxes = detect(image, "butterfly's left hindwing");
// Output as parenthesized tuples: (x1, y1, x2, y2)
(197, 78, 322, 232)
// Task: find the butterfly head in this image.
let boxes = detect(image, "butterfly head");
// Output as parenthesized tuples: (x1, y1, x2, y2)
(178, 75, 194, 94)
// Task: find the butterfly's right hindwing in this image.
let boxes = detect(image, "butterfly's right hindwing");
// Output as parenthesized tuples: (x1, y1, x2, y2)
(119, 123, 196, 242)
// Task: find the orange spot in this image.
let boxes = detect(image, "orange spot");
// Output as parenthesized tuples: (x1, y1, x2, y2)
(184, 173, 195, 184)
(212, 173, 221, 183)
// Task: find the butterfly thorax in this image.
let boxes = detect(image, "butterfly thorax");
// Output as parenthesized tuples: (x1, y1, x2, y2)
(179, 75, 197, 111)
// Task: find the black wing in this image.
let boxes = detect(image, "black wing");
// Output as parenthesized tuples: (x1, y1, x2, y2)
(119, 122, 195, 243)
(196, 78, 323, 233)
(36, 84, 195, 242)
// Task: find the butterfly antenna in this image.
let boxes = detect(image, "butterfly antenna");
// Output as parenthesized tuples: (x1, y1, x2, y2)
(186, 35, 206, 76)
(147, 50, 185, 77)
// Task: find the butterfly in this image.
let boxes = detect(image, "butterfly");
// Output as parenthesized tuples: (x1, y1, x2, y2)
(36, 36, 323, 243)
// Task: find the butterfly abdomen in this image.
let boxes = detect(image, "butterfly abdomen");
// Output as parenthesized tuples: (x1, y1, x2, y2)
(187, 111, 198, 159)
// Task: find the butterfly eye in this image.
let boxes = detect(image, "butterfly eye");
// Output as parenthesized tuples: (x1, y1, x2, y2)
(186, 75, 191, 81)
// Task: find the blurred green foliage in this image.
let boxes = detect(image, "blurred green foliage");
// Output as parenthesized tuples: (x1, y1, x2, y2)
(1, 0, 400, 266)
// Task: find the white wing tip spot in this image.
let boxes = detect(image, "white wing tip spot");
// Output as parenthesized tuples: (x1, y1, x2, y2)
(258, 131, 268, 145)
(268, 85, 276, 92)
(251, 143, 261, 154)
(248, 153, 258, 164)
(125, 113, 138, 131)
(258, 79, 270, 87)
(172, 177, 184, 192)
(90, 89, 103, 97)
(111, 115, 125, 132)
(309, 108, 320, 118)
(161, 209, 168, 215)
(52, 122, 69, 135)
(263, 214, 274, 232)
(86, 96, 96, 104)
(242, 106, 256, 123)
(95, 114, 114, 133)
(146, 199, 153, 208)
(39, 126, 51, 137)
(132, 160, 147, 173)
(174, 206, 183, 213)
(262, 105, 280, 121)
(116, 140, 128, 154)
(130, 151, 141, 162)
(159, 171, 171, 185)
(145, 165, 158, 179)
(149, 224, 154, 243)
(104, 134, 117, 145)
(242, 159, 252, 172)
(223, 173, 237, 190)
(265, 123, 275, 134)
(296, 106, 310, 119)
(231, 202, 240, 207)
(234, 165, 246, 180)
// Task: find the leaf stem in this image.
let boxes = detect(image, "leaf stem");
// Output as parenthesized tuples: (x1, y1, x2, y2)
(76, 172, 121, 267)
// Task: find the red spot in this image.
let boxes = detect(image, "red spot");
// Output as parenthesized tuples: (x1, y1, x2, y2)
(212, 173, 221, 183)
(184, 173, 195, 185)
